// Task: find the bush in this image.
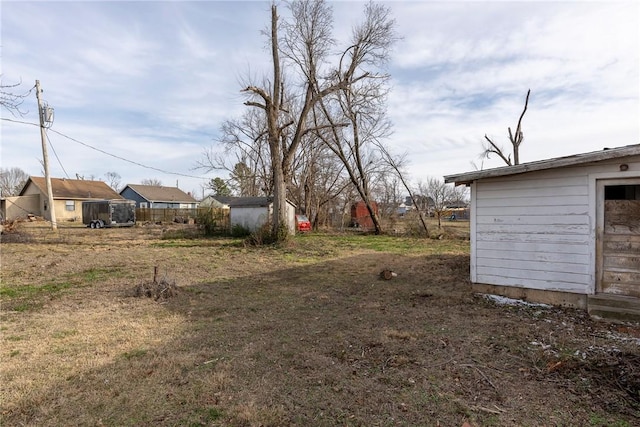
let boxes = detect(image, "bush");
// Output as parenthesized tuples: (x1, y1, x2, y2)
(245, 223, 289, 246)
(231, 224, 251, 238)
(197, 208, 228, 236)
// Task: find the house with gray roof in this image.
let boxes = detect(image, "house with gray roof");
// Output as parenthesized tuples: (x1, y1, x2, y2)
(120, 184, 198, 209)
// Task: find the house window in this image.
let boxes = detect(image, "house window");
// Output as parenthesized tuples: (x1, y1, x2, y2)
(65, 200, 75, 211)
(140, 202, 148, 208)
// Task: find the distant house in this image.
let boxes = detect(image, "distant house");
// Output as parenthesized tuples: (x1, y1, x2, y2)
(199, 195, 235, 209)
(1, 176, 122, 222)
(120, 184, 198, 209)
(444, 144, 640, 320)
(396, 202, 411, 216)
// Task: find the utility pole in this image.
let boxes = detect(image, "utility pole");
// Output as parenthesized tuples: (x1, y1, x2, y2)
(35, 80, 57, 230)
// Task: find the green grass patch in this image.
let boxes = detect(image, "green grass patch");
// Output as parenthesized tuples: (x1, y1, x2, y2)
(313, 234, 468, 255)
(0, 282, 73, 300)
(80, 267, 119, 282)
(589, 413, 630, 427)
(151, 237, 243, 248)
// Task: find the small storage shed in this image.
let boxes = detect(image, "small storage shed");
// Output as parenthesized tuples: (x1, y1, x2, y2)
(444, 144, 640, 317)
(350, 201, 379, 229)
(227, 197, 296, 234)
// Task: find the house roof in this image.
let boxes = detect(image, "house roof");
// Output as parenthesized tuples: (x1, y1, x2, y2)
(122, 184, 197, 203)
(19, 177, 122, 200)
(204, 195, 239, 206)
(226, 196, 272, 207)
(444, 144, 640, 186)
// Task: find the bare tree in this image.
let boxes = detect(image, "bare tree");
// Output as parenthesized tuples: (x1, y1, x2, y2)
(311, 2, 397, 235)
(419, 178, 459, 229)
(241, 0, 396, 240)
(0, 167, 29, 196)
(141, 178, 162, 186)
(376, 145, 429, 235)
(104, 171, 122, 192)
(198, 109, 272, 197)
(482, 89, 531, 166)
(1, 78, 31, 117)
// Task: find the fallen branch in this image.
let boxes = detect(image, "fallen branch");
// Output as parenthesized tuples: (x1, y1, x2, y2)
(460, 363, 498, 390)
(469, 404, 506, 415)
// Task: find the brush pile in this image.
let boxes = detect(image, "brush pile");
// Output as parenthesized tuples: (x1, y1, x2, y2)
(133, 267, 178, 301)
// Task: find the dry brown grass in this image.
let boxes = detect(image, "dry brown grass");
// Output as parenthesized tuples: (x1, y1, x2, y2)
(1, 222, 639, 426)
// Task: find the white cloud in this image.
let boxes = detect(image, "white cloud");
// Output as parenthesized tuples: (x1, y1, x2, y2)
(1, 0, 638, 196)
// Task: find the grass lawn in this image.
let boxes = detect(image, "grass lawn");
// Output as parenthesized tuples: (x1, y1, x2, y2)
(1, 222, 638, 426)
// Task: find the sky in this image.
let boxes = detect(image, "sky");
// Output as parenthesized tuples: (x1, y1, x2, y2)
(1, 0, 638, 198)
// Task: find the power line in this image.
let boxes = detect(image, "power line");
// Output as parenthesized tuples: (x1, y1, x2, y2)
(0, 117, 39, 127)
(0, 117, 210, 180)
(44, 130, 70, 179)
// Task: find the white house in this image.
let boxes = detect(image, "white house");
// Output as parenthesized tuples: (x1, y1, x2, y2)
(444, 144, 640, 319)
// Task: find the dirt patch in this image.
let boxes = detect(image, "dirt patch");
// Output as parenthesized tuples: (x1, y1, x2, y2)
(1, 222, 639, 426)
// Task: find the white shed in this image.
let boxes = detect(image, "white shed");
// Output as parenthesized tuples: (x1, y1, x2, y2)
(444, 144, 640, 319)
(227, 197, 296, 234)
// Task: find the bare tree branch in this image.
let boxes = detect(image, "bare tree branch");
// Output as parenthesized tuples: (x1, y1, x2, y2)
(481, 89, 531, 166)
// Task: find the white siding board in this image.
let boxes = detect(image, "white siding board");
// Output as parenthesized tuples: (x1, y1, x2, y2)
(476, 273, 589, 293)
(476, 214, 590, 225)
(476, 195, 589, 209)
(477, 257, 589, 275)
(476, 223, 589, 235)
(476, 185, 588, 199)
(476, 240, 590, 256)
(478, 205, 589, 216)
(476, 195, 588, 208)
(477, 231, 589, 244)
(478, 248, 589, 263)
(475, 175, 587, 191)
(476, 266, 590, 286)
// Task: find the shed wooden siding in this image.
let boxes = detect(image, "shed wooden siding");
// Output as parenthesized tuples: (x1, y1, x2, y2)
(473, 168, 593, 294)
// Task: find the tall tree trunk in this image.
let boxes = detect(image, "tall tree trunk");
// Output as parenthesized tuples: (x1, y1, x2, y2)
(267, 4, 286, 237)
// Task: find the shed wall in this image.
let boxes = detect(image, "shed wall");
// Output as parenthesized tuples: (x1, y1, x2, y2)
(231, 206, 269, 231)
(230, 203, 296, 233)
(472, 156, 640, 295)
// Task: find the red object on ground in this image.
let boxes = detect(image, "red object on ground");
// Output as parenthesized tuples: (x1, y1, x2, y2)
(295, 214, 311, 232)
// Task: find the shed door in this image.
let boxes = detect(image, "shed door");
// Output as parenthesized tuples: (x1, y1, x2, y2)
(597, 181, 640, 297)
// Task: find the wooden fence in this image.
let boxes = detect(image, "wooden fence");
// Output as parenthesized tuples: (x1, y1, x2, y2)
(136, 208, 230, 229)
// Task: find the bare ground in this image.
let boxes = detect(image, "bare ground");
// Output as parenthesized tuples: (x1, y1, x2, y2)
(1, 222, 639, 426)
